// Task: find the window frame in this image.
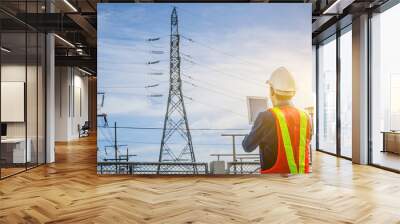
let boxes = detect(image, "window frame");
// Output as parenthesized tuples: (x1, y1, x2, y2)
(315, 24, 353, 160)
(367, 1, 400, 173)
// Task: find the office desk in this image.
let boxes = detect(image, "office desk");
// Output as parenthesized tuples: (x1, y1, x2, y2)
(382, 131, 400, 154)
(1, 138, 31, 164)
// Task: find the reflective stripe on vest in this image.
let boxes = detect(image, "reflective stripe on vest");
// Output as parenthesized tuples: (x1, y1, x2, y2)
(298, 110, 308, 174)
(271, 107, 308, 174)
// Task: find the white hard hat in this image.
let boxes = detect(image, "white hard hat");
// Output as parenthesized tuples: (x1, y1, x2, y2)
(267, 66, 296, 97)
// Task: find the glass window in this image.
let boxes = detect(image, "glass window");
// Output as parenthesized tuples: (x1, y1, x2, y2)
(0, 1, 46, 179)
(339, 28, 352, 158)
(317, 36, 337, 154)
(1, 31, 28, 177)
(371, 3, 400, 171)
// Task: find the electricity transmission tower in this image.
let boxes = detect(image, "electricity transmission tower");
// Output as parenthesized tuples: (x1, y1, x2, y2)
(158, 7, 196, 172)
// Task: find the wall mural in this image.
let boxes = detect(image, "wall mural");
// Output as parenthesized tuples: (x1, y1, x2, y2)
(97, 3, 313, 175)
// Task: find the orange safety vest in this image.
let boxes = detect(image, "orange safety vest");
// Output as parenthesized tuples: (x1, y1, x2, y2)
(261, 106, 311, 174)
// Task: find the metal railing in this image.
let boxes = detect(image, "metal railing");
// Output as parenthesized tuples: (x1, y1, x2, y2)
(210, 153, 260, 161)
(97, 162, 208, 175)
(227, 162, 260, 174)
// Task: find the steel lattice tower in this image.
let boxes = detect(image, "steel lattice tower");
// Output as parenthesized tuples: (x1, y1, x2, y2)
(158, 8, 196, 169)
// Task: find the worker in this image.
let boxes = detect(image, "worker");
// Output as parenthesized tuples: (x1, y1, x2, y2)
(242, 67, 312, 174)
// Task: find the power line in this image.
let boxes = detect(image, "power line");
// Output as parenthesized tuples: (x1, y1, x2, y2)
(97, 92, 165, 99)
(183, 74, 248, 97)
(182, 73, 245, 97)
(181, 57, 265, 87)
(181, 53, 265, 84)
(181, 35, 269, 71)
(182, 79, 245, 102)
(183, 95, 248, 118)
(98, 139, 245, 146)
(105, 33, 170, 43)
(148, 72, 164, 76)
(99, 82, 167, 89)
(98, 127, 113, 145)
(102, 46, 166, 55)
(99, 126, 248, 131)
(99, 83, 166, 89)
(101, 60, 168, 66)
(99, 86, 149, 89)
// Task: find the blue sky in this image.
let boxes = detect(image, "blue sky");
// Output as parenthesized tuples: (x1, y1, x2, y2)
(97, 3, 313, 163)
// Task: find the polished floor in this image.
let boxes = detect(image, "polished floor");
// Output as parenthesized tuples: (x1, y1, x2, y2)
(0, 167, 26, 178)
(1, 163, 43, 178)
(372, 151, 400, 171)
(0, 136, 400, 223)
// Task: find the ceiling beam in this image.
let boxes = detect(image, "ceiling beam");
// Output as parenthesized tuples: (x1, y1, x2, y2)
(55, 55, 96, 72)
(67, 13, 97, 46)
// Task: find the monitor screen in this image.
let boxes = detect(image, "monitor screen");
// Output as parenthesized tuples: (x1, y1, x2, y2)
(1, 123, 7, 137)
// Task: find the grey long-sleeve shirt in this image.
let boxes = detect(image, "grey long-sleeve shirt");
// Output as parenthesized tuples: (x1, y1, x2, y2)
(242, 110, 278, 170)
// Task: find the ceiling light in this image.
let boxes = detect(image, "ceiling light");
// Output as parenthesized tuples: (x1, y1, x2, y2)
(1, 47, 11, 53)
(63, 0, 78, 12)
(76, 48, 85, 55)
(54, 34, 75, 48)
(78, 67, 93, 76)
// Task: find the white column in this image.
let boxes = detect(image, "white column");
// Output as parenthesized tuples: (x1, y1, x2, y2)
(45, 0, 56, 163)
(352, 14, 369, 164)
(46, 33, 55, 163)
(55, 67, 73, 141)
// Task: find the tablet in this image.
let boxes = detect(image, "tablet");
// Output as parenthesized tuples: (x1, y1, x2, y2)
(246, 96, 269, 124)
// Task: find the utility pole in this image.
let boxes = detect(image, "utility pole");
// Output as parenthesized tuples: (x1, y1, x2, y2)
(114, 121, 118, 173)
(158, 7, 196, 174)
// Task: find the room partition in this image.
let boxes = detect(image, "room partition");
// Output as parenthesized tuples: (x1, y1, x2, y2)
(0, 1, 47, 179)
